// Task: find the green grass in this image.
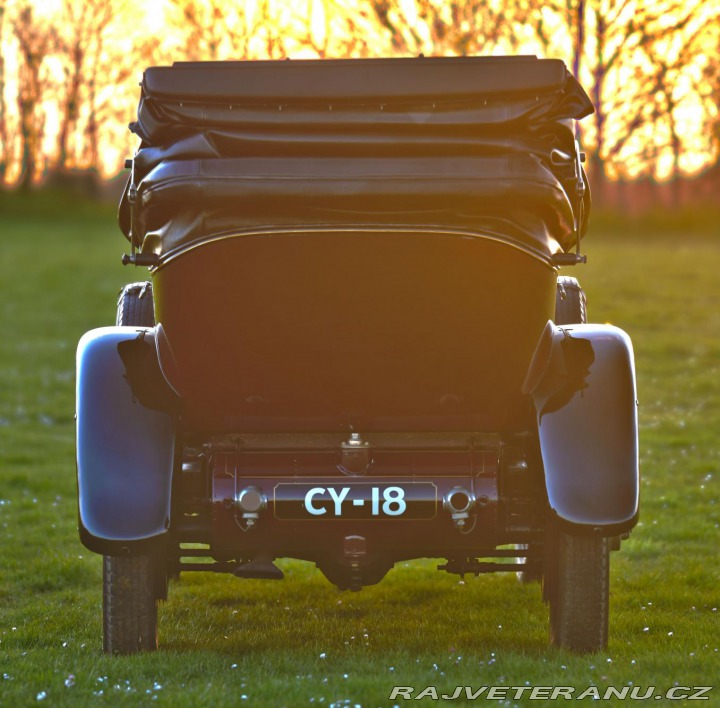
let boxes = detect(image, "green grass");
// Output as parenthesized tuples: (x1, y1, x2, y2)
(1, 195, 719, 706)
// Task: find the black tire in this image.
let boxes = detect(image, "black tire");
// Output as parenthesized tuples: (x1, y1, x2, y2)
(103, 281, 160, 654)
(116, 281, 154, 327)
(529, 279, 604, 650)
(555, 276, 587, 325)
(518, 277, 588, 585)
(103, 555, 159, 654)
(544, 526, 610, 652)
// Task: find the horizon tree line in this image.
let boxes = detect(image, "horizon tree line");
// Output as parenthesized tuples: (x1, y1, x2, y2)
(0, 0, 718, 192)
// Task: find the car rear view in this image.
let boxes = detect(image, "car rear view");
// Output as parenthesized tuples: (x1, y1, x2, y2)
(76, 56, 638, 654)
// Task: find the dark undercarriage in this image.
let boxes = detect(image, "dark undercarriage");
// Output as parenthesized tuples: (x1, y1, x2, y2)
(169, 431, 548, 591)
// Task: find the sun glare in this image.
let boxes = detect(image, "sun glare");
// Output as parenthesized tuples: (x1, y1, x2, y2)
(2, 0, 718, 183)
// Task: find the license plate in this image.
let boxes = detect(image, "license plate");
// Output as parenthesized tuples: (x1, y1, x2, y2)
(274, 482, 437, 520)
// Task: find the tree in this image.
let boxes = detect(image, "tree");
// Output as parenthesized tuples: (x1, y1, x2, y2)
(698, 22, 720, 174)
(49, 0, 159, 180)
(166, 0, 380, 61)
(0, 0, 8, 182)
(369, 0, 523, 56)
(86, 32, 159, 175)
(627, 15, 717, 187)
(2, 0, 718, 189)
(166, 0, 259, 60)
(525, 0, 713, 191)
(55, 0, 114, 171)
(275, 0, 381, 59)
(12, 2, 57, 190)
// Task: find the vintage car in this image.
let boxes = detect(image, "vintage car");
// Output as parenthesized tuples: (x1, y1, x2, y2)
(76, 56, 638, 654)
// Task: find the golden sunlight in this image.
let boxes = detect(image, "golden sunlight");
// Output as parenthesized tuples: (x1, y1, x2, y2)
(1, 0, 718, 187)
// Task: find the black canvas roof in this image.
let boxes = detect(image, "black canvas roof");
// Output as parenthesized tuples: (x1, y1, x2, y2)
(119, 56, 593, 260)
(144, 56, 570, 102)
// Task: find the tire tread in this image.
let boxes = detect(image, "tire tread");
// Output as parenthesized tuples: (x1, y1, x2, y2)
(555, 275, 587, 325)
(548, 531, 609, 652)
(103, 556, 158, 654)
(103, 281, 159, 655)
(116, 282, 154, 327)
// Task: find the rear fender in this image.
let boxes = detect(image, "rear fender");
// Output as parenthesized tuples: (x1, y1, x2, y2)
(76, 327, 178, 555)
(523, 321, 639, 535)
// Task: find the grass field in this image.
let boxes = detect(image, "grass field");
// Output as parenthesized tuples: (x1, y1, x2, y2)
(1, 194, 719, 706)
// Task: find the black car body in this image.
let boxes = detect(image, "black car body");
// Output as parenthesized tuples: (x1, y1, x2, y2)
(76, 56, 638, 654)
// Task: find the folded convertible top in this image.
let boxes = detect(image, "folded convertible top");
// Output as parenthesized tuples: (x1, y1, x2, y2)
(120, 56, 593, 260)
(141, 56, 571, 109)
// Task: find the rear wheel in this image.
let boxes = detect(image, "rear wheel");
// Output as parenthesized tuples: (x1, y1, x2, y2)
(518, 276, 589, 585)
(103, 555, 161, 654)
(545, 525, 609, 652)
(555, 275, 586, 326)
(116, 281, 154, 327)
(543, 277, 607, 651)
(103, 281, 162, 654)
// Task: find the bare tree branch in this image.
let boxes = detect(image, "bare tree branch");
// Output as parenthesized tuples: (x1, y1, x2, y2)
(523, 0, 717, 182)
(0, 0, 8, 182)
(12, 2, 57, 189)
(368, 0, 517, 57)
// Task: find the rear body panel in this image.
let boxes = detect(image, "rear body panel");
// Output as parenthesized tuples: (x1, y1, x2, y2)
(153, 230, 557, 433)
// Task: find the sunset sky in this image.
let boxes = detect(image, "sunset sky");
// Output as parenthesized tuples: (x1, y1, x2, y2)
(1, 0, 718, 183)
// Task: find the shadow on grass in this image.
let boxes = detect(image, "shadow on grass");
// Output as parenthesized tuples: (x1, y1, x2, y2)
(158, 562, 550, 656)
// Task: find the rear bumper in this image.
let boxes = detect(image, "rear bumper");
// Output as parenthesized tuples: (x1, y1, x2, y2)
(173, 433, 542, 589)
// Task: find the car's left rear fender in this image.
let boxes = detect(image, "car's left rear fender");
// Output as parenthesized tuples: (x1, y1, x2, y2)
(76, 327, 177, 555)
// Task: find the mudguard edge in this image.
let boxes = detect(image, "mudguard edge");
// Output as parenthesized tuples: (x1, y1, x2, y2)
(76, 327, 177, 555)
(524, 321, 639, 535)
